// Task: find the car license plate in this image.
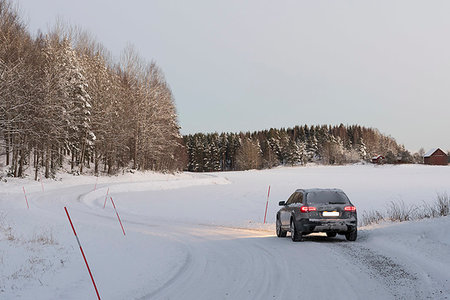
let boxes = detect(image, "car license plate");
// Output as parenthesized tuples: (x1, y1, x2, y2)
(323, 211, 339, 217)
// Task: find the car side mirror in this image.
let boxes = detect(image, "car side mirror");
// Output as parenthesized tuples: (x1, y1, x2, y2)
(279, 201, 286, 206)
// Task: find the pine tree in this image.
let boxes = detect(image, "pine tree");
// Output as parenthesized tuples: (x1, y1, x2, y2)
(358, 138, 368, 160)
(286, 139, 302, 165)
(306, 136, 319, 162)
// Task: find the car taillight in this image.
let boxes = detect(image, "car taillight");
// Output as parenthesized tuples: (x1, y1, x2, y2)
(344, 206, 356, 212)
(300, 206, 317, 213)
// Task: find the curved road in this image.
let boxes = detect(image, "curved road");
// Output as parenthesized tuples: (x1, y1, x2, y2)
(28, 181, 446, 300)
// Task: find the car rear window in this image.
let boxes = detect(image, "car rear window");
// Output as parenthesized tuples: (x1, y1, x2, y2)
(306, 191, 349, 204)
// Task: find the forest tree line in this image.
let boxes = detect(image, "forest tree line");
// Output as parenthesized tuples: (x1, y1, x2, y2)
(184, 124, 416, 172)
(0, 0, 184, 180)
(1, 0, 428, 179)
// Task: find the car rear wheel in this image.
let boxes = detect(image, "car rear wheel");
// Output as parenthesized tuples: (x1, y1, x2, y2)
(290, 220, 302, 242)
(276, 218, 287, 237)
(345, 228, 357, 241)
(326, 232, 337, 238)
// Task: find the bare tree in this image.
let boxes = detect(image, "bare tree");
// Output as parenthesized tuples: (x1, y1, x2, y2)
(236, 138, 262, 170)
(1, 1, 184, 179)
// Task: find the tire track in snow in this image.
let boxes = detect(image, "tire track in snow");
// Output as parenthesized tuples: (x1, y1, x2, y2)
(137, 224, 294, 300)
(139, 248, 193, 300)
(141, 226, 394, 300)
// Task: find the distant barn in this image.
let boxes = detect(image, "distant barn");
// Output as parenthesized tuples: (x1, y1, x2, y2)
(423, 148, 448, 165)
(371, 155, 385, 164)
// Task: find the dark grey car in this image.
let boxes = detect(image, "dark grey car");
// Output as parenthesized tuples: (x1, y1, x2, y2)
(276, 188, 357, 242)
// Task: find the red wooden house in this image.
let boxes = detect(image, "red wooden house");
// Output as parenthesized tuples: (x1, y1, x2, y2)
(371, 155, 385, 164)
(423, 148, 448, 165)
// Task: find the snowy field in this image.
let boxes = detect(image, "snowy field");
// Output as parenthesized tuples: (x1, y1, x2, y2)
(1, 164, 450, 299)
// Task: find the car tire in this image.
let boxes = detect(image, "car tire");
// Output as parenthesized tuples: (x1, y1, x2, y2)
(290, 220, 302, 242)
(276, 218, 287, 237)
(345, 228, 357, 241)
(326, 232, 337, 238)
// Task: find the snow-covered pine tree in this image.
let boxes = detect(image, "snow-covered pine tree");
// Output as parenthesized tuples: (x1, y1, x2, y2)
(209, 134, 221, 171)
(297, 140, 307, 165)
(358, 138, 368, 160)
(283, 137, 302, 165)
(268, 136, 282, 164)
(218, 133, 228, 171)
(306, 135, 319, 162)
(42, 36, 94, 174)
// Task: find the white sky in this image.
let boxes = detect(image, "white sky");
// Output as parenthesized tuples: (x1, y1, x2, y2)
(13, 0, 450, 152)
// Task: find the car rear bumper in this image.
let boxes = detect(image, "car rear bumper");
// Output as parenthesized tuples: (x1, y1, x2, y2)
(295, 218, 357, 233)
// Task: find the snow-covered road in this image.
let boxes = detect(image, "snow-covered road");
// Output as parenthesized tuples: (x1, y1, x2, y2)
(1, 165, 450, 299)
(75, 210, 448, 300)
(136, 224, 397, 300)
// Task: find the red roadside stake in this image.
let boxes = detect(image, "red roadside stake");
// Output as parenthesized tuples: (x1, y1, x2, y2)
(40, 175, 44, 192)
(93, 176, 98, 191)
(110, 197, 126, 236)
(64, 207, 101, 300)
(103, 188, 109, 209)
(22, 186, 29, 209)
(263, 185, 271, 224)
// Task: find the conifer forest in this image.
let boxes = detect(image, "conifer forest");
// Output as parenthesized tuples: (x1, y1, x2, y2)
(184, 124, 413, 172)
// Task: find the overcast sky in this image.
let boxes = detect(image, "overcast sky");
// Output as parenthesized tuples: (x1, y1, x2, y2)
(13, 0, 450, 151)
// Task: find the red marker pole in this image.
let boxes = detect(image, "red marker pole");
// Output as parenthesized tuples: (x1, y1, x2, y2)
(40, 175, 44, 192)
(22, 186, 29, 209)
(110, 197, 126, 236)
(103, 188, 109, 209)
(64, 207, 101, 300)
(93, 177, 98, 191)
(263, 185, 271, 224)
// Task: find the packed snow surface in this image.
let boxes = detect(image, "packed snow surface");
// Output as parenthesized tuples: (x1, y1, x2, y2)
(1, 164, 449, 299)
